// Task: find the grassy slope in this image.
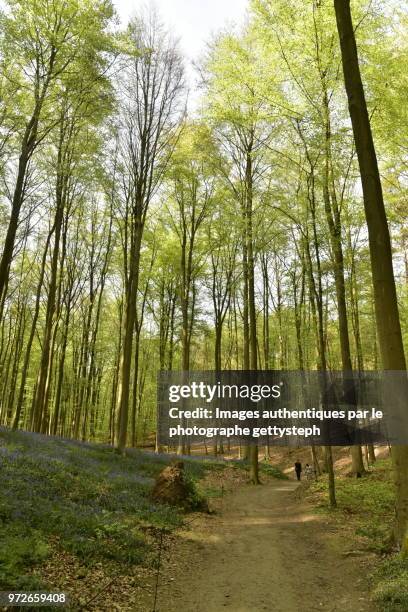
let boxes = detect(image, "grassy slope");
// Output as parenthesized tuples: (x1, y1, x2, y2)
(305, 457, 408, 612)
(0, 429, 230, 604)
(0, 428, 283, 609)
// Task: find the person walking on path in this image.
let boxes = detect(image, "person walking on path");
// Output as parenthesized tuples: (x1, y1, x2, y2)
(305, 463, 314, 481)
(294, 460, 302, 481)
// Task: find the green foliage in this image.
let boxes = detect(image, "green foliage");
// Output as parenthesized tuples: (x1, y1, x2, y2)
(259, 462, 289, 480)
(183, 472, 209, 511)
(310, 459, 395, 550)
(0, 525, 48, 590)
(307, 457, 408, 611)
(372, 557, 408, 612)
(0, 0, 115, 131)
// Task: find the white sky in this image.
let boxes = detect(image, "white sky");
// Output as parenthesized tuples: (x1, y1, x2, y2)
(113, 0, 249, 64)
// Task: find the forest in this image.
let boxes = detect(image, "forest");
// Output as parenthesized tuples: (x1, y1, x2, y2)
(0, 0, 407, 609)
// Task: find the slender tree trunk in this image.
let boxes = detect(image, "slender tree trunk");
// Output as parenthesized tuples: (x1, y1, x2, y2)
(300, 140, 336, 506)
(52, 304, 71, 435)
(245, 143, 259, 484)
(0, 150, 29, 318)
(6, 302, 26, 425)
(31, 189, 65, 431)
(261, 254, 270, 369)
(0, 86, 50, 320)
(131, 326, 141, 447)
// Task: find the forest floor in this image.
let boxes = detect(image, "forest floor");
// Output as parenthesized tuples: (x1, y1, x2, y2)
(1, 429, 407, 611)
(0, 428, 234, 611)
(157, 477, 376, 612)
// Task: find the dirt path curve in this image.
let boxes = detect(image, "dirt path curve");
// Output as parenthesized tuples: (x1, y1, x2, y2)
(157, 479, 375, 612)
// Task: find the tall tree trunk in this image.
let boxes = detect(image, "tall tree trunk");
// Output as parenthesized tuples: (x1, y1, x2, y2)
(320, 79, 365, 476)
(13, 228, 54, 429)
(116, 220, 143, 453)
(31, 177, 66, 431)
(52, 303, 71, 436)
(261, 254, 270, 370)
(299, 137, 336, 506)
(245, 142, 259, 484)
(334, 0, 408, 549)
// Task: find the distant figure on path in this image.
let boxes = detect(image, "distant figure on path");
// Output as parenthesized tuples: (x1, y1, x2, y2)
(294, 460, 302, 481)
(305, 463, 314, 481)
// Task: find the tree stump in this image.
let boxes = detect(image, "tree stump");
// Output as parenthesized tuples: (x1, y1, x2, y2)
(151, 461, 191, 508)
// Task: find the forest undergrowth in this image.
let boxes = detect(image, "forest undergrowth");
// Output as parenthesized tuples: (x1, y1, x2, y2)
(0, 428, 278, 609)
(304, 457, 408, 611)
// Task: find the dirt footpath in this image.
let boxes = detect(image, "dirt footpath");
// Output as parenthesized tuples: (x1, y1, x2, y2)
(156, 479, 376, 612)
